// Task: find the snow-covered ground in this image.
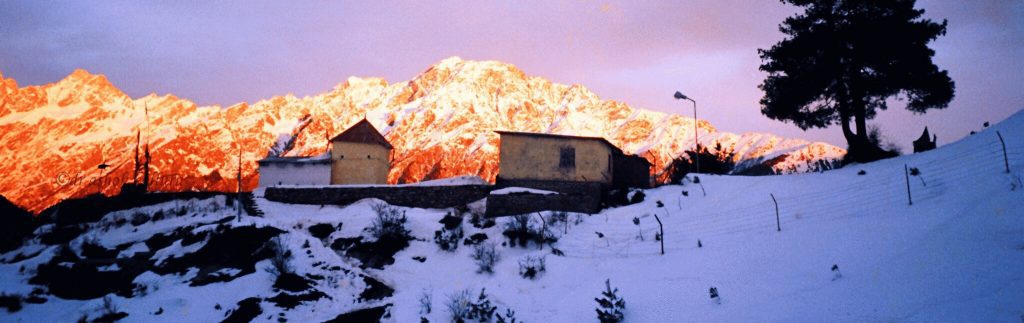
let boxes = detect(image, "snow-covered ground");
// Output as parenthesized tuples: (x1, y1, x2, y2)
(2, 111, 1023, 322)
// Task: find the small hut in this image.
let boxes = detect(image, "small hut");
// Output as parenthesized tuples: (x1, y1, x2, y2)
(329, 119, 393, 184)
(913, 127, 937, 153)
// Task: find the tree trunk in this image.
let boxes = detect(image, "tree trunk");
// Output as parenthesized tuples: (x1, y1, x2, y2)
(840, 109, 856, 143)
(839, 76, 885, 164)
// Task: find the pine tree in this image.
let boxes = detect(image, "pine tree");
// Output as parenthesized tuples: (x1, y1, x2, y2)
(759, 0, 954, 163)
(595, 279, 626, 323)
(496, 308, 517, 323)
(467, 288, 496, 322)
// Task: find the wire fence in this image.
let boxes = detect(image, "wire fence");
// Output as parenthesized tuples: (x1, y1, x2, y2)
(558, 131, 1021, 258)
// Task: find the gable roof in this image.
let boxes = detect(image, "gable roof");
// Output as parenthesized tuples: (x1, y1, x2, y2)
(494, 130, 624, 155)
(330, 119, 393, 149)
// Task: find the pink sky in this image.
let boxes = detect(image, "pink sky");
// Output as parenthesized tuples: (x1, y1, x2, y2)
(1, 1, 1021, 150)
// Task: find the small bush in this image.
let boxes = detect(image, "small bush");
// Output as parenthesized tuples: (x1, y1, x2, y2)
(496, 308, 518, 323)
(467, 288, 497, 322)
(308, 223, 336, 240)
(101, 296, 118, 313)
(173, 204, 188, 217)
(369, 203, 411, 242)
(95, 296, 128, 322)
(629, 191, 646, 204)
(595, 279, 625, 323)
(151, 209, 165, 222)
(632, 217, 643, 241)
(518, 255, 546, 279)
(129, 212, 150, 226)
(463, 233, 488, 246)
(502, 214, 555, 248)
(0, 293, 22, 313)
(548, 211, 568, 226)
(435, 228, 462, 252)
(263, 237, 293, 278)
(469, 206, 494, 229)
(447, 288, 498, 323)
(419, 289, 432, 315)
(446, 289, 472, 322)
(1010, 174, 1023, 191)
(471, 243, 500, 274)
(435, 213, 464, 252)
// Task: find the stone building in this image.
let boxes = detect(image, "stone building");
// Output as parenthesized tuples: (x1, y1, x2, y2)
(494, 131, 650, 188)
(329, 119, 393, 185)
(488, 131, 650, 216)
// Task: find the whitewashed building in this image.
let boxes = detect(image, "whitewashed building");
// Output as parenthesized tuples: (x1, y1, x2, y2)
(256, 154, 331, 187)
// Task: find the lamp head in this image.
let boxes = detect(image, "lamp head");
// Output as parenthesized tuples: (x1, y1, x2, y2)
(673, 91, 689, 100)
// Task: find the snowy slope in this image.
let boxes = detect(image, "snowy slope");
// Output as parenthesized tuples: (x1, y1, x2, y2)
(1, 111, 1020, 321)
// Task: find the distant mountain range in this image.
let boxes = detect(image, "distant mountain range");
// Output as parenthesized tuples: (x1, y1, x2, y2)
(0, 57, 845, 212)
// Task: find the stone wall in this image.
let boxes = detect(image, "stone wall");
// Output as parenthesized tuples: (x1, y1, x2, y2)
(485, 192, 603, 216)
(486, 179, 605, 216)
(264, 185, 493, 209)
(265, 179, 612, 217)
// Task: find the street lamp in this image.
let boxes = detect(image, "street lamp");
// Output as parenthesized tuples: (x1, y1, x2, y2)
(673, 91, 699, 174)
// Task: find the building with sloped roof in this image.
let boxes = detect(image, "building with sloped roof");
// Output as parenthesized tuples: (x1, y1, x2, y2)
(329, 119, 393, 184)
(494, 131, 650, 188)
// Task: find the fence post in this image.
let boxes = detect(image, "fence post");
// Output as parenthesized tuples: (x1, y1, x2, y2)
(770, 193, 780, 232)
(997, 131, 1009, 173)
(905, 164, 913, 206)
(535, 212, 546, 250)
(653, 214, 664, 255)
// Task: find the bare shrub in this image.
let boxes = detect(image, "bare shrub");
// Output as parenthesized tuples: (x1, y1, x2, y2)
(369, 203, 411, 242)
(469, 205, 494, 229)
(446, 289, 472, 322)
(263, 237, 293, 278)
(100, 296, 118, 316)
(419, 289, 432, 315)
(518, 255, 546, 279)
(94, 296, 127, 321)
(502, 214, 555, 248)
(129, 212, 150, 226)
(471, 242, 500, 274)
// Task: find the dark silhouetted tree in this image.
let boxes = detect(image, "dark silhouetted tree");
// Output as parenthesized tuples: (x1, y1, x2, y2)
(759, 0, 954, 163)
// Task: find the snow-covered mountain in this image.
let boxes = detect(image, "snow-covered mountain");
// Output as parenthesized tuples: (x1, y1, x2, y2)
(0, 57, 845, 212)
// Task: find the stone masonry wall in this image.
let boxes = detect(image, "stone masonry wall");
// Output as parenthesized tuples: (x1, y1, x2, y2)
(486, 179, 606, 216)
(264, 185, 494, 209)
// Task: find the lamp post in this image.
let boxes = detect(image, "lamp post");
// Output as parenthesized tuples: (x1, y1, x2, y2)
(673, 91, 699, 174)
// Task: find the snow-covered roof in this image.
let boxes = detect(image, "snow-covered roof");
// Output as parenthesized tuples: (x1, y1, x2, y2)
(490, 187, 559, 195)
(257, 153, 331, 164)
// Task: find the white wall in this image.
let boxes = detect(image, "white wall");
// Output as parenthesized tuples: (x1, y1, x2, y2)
(257, 162, 331, 187)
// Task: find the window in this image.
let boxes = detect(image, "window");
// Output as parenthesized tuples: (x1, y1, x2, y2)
(559, 147, 575, 169)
